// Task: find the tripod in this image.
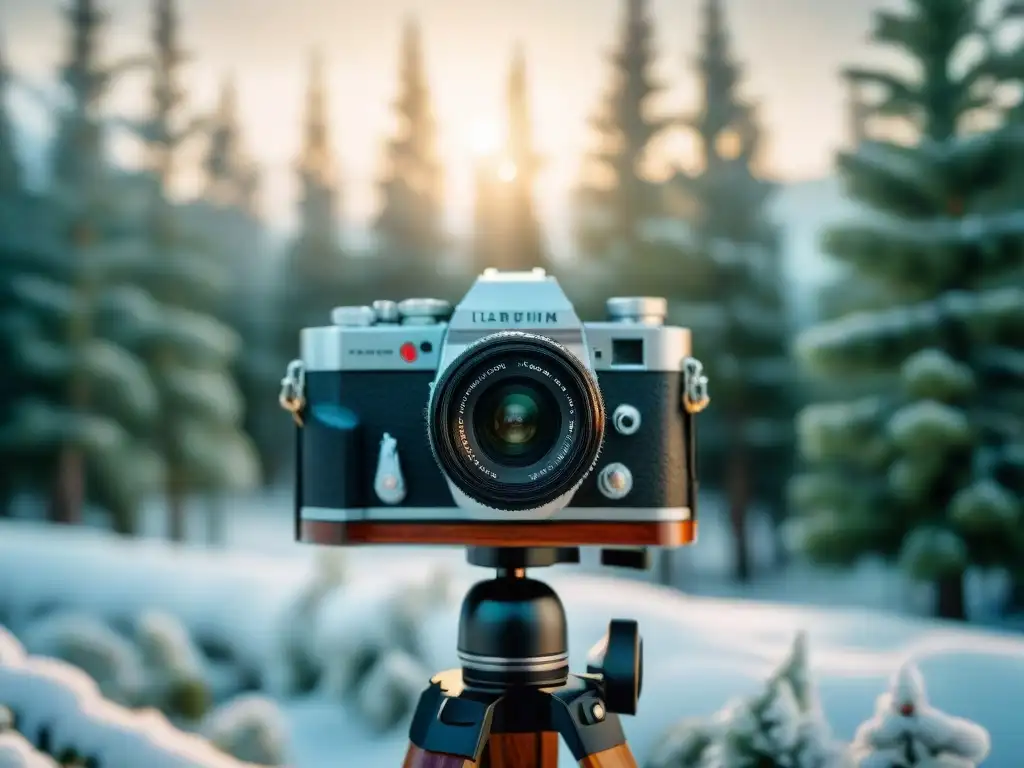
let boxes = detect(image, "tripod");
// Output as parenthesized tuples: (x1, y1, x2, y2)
(403, 546, 643, 768)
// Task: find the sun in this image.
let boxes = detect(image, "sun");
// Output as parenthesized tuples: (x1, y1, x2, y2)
(497, 159, 517, 181)
(468, 117, 501, 156)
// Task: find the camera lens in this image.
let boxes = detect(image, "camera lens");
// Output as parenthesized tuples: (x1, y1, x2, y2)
(427, 332, 605, 512)
(476, 382, 558, 464)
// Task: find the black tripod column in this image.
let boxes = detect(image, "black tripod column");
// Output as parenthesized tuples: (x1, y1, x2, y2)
(403, 558, 640, 767)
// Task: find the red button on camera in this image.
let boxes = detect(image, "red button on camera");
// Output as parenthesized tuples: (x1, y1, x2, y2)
(399, 342, 417, 363)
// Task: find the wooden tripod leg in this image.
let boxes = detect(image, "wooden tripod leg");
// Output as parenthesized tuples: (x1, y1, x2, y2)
(578, 743, 639, 768)
(484, 732, 560, 767)
(402, 743, 477, 767)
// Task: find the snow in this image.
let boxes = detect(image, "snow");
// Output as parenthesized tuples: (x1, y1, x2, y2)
(849, 661, 990, 767)
(898, 528, 968, 582)
(1, 522, 1023, 767)
(949, 480, 1020, 532)
(900, 349, 974, 401)
(0, 731, 58, 768)
(886, 401, 970, 455)
(200, 694, 290, 766)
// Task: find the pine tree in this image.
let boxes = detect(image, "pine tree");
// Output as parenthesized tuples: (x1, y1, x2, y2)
(131, 0, 259, 542)
(990, 5, 1024, 612)
(194, 75, 281, 492)
(792, 0, 1024, 619)
(0, 31, 29, 514)
(0, 35, 20, 197)
(646, 633, 847, 767)
(373, 18, 447, 295)
(276, 49, 350, 367)
(1, 0, 162, 532)
(470, 45, 548, 275)
(669, 0, 796, 581)
(575, 0, 667, 264)
(849, 661, 990, 766)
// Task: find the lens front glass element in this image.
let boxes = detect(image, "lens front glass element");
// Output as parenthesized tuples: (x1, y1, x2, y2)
(474, 380, 560, 465)
(427, 333, 605, 512)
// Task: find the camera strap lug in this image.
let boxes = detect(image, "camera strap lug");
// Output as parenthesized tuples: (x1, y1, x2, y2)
(682, 357, 710, 414)
(279, 359, 307, 427)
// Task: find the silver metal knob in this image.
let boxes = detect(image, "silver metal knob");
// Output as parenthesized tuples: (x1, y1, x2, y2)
(372, 300, 400, 323)
(597, 463, 633, 501)
(612, 404, 641, 435)
(331, 305, 376, 327)
(606, 297, 667, 326)
(398, 298, 453, 325)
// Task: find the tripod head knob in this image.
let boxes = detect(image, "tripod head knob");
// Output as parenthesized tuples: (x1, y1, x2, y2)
(585, 619, 644, 716)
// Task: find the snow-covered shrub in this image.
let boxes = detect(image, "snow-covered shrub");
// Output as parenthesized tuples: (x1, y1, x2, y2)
(645, 632, 849, 768)
(353, 649, 429, 733)
(0, 731, 58, 768)
(0, 640, 282, 768)
(645, 718, 720, 768)
(200, 694, 289, 766)
(0, 626, 25, 668)
(16, 614, 144, 709)
(314, 565, 451, 702)
(848, 660, 990, 767)
(0, 654, 101, 757)
(263, 549, 347, 697)
(134, 611, 210, 721)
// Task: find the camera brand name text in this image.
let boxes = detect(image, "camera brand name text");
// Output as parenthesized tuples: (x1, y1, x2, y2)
(470, 311, 558, 324)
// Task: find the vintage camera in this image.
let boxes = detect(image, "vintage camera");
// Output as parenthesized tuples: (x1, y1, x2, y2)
(279, 268, 709, 549)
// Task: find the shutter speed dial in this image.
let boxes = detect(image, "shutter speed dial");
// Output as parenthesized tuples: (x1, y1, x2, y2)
(597, 463, 633, 500)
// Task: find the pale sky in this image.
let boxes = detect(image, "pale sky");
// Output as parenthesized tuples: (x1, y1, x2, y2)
(3, 0, 903, 246)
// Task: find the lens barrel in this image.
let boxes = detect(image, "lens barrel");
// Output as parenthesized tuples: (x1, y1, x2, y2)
(427, 332, 605, 512)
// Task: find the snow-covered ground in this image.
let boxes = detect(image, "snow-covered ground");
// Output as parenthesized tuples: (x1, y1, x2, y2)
(0, 520, 1022, 767)
(57, 487, 1008, 625)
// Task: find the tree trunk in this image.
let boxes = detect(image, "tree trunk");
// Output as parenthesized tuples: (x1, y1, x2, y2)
(1005, 574, 1024, 614)
(205, 494, 225, 547)
(770, 504, 790, 571)
(935, 571, 967, 621)
(109, 503, 137, 537)
(167, 470, 187, 543)
(49, 447, 84, 525)
(726, 416, 752, 583)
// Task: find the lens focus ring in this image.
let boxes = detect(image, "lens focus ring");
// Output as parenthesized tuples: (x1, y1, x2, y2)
(427, 332, 605, 512)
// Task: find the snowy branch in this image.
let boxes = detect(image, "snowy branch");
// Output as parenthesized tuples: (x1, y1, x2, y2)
(823, 212, 1024, 294)
(796, 287, 1024, 377)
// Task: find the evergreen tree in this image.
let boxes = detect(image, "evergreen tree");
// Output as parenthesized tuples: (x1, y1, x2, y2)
(0, 35, 20, 197)
(646, 633, 847, 767)
(470, 45, 548, 275)
(276, 50, 349, 363)
(194, 76, 281, 491)
(0, 0, 162, 532)
(849, 661, 990, 767)
(0, 31, 29, 515)
(574, 0, 667, 264)
(131, 0, 259, 542)
(791, 0, 1024, 619)
(373, 18, 447, 296)
(669, 0, 796, 581)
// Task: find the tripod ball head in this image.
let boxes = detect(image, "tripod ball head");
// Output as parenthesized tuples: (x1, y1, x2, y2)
(585, 619, 644, 716)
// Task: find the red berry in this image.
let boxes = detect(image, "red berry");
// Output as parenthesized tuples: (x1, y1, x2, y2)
(899, 703, 914, 716)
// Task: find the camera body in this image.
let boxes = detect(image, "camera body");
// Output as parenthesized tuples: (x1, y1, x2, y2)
(283, 268, 708, 549)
